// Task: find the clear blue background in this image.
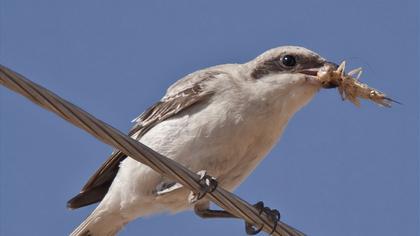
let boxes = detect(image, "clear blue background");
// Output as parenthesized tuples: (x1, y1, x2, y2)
(1, 1, 418, 235)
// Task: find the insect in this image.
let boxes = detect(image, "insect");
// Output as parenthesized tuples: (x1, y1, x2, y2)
(317, 61, 399, 107)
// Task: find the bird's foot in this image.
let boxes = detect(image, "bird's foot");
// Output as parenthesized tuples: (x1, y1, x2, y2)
(188, 170, 218, 204)
(245, 201, 281, 235)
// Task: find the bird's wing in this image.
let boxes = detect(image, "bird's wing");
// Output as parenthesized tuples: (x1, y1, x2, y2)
(67, 70, 223, 209)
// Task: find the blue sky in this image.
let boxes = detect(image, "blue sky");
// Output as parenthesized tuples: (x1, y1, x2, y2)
(1, 0, 418, 235)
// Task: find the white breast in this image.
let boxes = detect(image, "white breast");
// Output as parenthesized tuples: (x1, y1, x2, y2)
(105, 73, 319, 217)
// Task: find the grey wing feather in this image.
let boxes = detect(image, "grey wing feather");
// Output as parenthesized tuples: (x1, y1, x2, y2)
(129, 83, 213, 138)
(67, 70, 219, 209)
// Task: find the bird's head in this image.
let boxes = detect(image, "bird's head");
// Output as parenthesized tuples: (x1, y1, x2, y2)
(243, 46, 338, 114)
(248, 46, 338, 88)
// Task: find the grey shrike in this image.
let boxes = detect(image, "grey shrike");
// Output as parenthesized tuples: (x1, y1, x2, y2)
(68, 46, 338, 236)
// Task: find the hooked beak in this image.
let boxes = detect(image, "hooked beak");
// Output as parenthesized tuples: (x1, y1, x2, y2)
(299, 61, 339, 89)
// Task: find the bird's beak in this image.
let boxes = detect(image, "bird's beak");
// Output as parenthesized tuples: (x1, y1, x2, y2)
(299, 61, 339, 89)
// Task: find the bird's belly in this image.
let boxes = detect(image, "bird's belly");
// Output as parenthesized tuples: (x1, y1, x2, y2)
(111, 100, 287, 216)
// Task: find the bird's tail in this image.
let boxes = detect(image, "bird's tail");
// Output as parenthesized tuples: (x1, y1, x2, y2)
(70, 206, 126, 236)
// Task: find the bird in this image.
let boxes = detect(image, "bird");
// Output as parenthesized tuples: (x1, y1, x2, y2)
(68, 46, 338, 236)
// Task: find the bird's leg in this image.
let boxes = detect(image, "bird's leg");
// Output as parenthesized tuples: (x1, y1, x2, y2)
(190, 171, 281, 235)
(194, 201, 281, 235)
(194, 204, 237, 218)
(192, 170, 235, 219)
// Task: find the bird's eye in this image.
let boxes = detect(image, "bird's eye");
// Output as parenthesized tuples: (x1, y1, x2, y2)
(281, 55, 296, 67)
